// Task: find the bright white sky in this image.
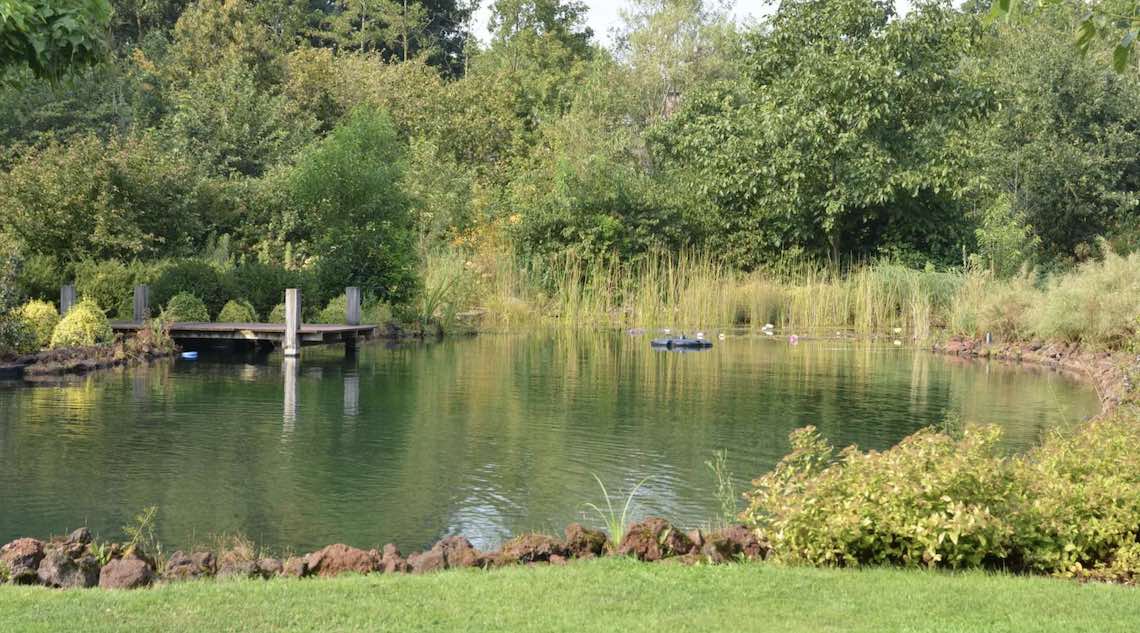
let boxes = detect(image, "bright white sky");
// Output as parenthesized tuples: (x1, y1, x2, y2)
(472, 1, 916, 47)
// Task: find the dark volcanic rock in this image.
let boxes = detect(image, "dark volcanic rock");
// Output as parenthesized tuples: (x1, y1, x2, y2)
(257, 558, 283, 578)
(617, 518, 694, 562)
(164, 551, 216, 581)
(563, 523, 608, 558)
(99, 557, 154, 589)
(217, 560, 261, 580)
(1, 538, 46, 585)
(303, 544, 379, 578)
(37, 549, 100, 588)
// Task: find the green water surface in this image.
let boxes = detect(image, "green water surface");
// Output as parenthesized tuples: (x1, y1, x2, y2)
(0, 335, 1100, 552)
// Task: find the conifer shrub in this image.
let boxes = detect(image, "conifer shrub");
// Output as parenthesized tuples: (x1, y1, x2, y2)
(218, 299, 258, 323)
(17, 299, 60, 349)
(50, 300, 113, 348)
(162, 292, 210, 323)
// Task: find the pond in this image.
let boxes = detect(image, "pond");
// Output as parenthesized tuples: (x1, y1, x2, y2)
(0, 335, 1100, 553)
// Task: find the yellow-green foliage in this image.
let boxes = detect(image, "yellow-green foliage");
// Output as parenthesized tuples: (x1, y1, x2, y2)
(315, 296, 347, 324)
(50, 300, 112, 348)
(218, 299, 257, 323)
(267, 303, 287, 324)
(976, 275, 1038, 340)
(742, 405, 1140, 578)
(0, 316, 38, 355)
(17, 299, 59, 349)
(1032, 250, 1140, 348)
(162, 292, 210, 323)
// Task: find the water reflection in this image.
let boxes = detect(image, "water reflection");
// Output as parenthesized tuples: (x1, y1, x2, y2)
(0, 335, 1101, 553)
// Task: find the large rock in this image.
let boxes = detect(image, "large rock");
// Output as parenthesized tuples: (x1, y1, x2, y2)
(61, 527, 92, 558)
(257, 558, 283, 578)
(37, 549, 100, 589)
(616, 518, 694, 562)
(497, 534, 568, 565)
(164, 551, 216, 581)
(705, 525, 767, 562)
(303, 544, 379, 578)
(282, 556, 308, 578)
(564, 523, 607, 558)
(1, 538, 45, 585)
(379, 544, 409, 574)
(409, 536, 480, 574)
(99, 557, 154, 590)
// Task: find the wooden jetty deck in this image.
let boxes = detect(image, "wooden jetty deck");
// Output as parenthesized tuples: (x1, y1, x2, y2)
(110, 321, 379, 347)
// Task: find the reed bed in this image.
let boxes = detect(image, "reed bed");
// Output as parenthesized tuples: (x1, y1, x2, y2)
(438, 248, 1140, 349)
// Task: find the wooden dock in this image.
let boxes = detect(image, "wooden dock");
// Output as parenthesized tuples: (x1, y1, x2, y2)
(110, 321, 379, 347)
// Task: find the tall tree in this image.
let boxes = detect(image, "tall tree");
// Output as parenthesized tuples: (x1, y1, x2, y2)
(1, 0, 112, 79)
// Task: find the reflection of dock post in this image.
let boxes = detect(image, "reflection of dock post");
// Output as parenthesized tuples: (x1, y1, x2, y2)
(283, 357, 299, 433)
(344, 372, 359, 417)
(284, 288, 301, 358)
(60, 285, 76, 315)
(132, 285, 149, 322)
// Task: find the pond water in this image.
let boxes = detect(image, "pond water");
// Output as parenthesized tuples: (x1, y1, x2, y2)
(0, 335, 1100, 553)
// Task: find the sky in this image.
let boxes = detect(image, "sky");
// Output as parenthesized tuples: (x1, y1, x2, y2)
(471, 1, 916, 47)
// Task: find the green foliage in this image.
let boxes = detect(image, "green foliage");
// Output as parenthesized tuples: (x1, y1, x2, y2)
(651, 0, 986, 268)
(162, 291, 210, 322)
(286, 107, 419, 306)
(315, 295, 347, 324)
(151, 261, 228, 319)
(0, 0, 112, 79)
(583, 474, 652, 549)
(705, 449, 738, 529)
(74, 259, 133, 316)
(744, 404, 1140, 576)
(49, 298, 111, 348)
(217, 299, 257, 323)
(16, 298, 58, 348)
(1031, 248, 1140, 347)
(13, 253, 60, 302)
(122, 504, 163, 564)
(267, 302, 287, 324)
(969, 195, 1040, 278)
(0, 312, 37, 355)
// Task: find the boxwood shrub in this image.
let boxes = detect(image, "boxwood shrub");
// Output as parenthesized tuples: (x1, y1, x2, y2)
(162, 292, 210, 323)
(50, 300, 113, 348)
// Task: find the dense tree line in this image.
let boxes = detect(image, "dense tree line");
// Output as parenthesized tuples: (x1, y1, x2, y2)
(1, 0, 1138, 317)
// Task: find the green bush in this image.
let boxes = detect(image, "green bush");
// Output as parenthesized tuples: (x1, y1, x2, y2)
(15, 253, 62, 302)
(976, 276, 1038, 341)
(226, 262, 299, 321)
(267, 303, 287, 324)
(0, 315, 38, 356)
(75, 259, 134, 317)
(364, 300, 392, 325)
(217, 299, 257, 323)
(151, 261, 229, 319)
(162, 292, 210, 322)
(315, 295, 347, 324)
(743, 404, 1140, 578)
(1032, 249, 1140, 348)
(17, 299, 59, 349)
(50, 300, 113, 348)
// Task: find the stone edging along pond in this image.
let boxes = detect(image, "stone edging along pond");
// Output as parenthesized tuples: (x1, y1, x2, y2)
(0, 520, 767, 590)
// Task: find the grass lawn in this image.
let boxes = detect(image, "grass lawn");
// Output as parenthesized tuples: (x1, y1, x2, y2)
(1, 559, 1138, 632)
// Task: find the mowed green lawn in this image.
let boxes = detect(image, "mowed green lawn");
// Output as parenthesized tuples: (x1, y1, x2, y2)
(1, 559, 1137, 633)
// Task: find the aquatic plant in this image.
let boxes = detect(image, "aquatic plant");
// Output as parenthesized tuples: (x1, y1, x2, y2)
(705, 450, 738, 529)
(583, 474, 652, 550)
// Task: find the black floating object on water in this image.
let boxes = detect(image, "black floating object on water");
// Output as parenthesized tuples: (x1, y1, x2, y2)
(650, 336, 713, 350)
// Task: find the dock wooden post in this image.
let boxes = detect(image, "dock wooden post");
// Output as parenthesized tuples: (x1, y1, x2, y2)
(284, 288, 301, 357)
(132, 285, 149, 323)
(60, 285, 76, 315)
(345, 287, 361, 325)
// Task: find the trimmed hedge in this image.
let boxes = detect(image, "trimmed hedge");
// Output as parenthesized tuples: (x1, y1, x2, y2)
(162, 292, 210, 323)
(218, 299, 257, 323)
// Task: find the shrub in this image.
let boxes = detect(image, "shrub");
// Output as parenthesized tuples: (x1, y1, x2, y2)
(1032, 249, 1140, 348)
(976, 275, 1039, 341)
(0, 315, 38, 356)
(17, 299, 59, 349)
(50, 300, 113, 348)
(162, 292, 210, 323)
(75, 259, 134, 317)
(315, 296, 347, 324)
(226, 262, 298, 321)
(151, 261, 229, 319)
(267, 303, 287, 324)
(218, 299, 258, 323)
(15, 253, 62, 302)
(744, 404, 1140, 577)
(364, 300, 392, 325)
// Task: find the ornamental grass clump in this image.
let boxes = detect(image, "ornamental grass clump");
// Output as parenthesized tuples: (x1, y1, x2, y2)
(50, 300, 113, 348)
(17, 299, 59, 349)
